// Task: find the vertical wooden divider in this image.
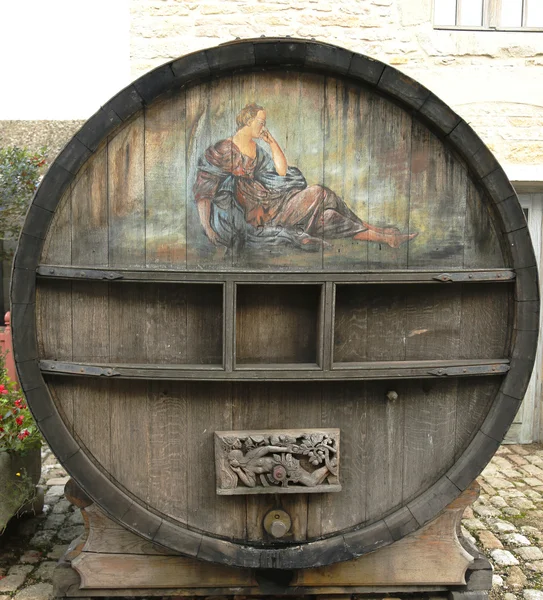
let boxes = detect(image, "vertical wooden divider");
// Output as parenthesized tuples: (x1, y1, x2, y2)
(224, 282, 235, 372)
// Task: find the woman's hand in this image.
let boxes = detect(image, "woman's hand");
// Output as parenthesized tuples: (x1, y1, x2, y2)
(260, 128, 287, 176)
(205, 226, 221, 246)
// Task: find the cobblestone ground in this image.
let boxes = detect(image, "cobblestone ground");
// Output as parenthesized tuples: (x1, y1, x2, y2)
(2, 444, 543, 599)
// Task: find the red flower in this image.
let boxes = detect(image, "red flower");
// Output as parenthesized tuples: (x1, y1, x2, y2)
(16, 415, 24, 426)
(15, 399, 23, 408)
(0, 384, 5, 392)
(0, 390, 8, 395)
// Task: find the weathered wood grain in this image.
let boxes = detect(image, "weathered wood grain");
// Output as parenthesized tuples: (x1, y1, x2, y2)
(36, 280, 72, 361)
(72, 282, 109, 363)
(408, 121, 467, 268)
(108, 114, 145, 267)
(145, 91, 187, 268)
(71, 146, 108, 266)
(40, 187, 72, 264)
(236, 284, 320, 365)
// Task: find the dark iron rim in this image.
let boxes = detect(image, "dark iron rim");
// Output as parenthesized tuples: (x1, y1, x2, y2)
(11, 38, 539, 569)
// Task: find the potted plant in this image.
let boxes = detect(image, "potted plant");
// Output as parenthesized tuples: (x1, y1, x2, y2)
(0, 354, 43, 532)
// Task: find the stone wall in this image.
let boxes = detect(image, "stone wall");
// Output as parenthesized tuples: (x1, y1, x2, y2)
(129, 0, 543, 180)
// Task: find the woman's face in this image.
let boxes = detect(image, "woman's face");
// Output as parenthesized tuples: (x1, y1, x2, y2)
(249, 110, 266, 139)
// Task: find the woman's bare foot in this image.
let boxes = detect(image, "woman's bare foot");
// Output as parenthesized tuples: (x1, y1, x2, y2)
(387, 232, 418, 248)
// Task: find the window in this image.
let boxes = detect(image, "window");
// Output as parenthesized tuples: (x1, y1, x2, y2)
(434, 0, 543, 29)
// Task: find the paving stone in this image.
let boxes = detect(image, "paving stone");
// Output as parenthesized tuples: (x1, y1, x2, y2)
(503, 507, 522, 516)
(531, 510, 543, 518)
(43, 486, 64, 504)
(478, 480, 497, 496)
(19, 550, 42, 564)
(52, 500, 71, 514)
(523, 477, 543, 487)
(524, 591, 543, 600)
(511, 497, 536, 510)
(504, 594, 518, 600)
(507, 565, 528, 589)
(12, 583, 54, 600)
(503, 533, 531, 546)
(491, 549, 520, 565)
(477, 530, 504, 549)
(45, 476, 69, 487)
(493, 456, 514, 469)
(496, 446, 511, 455)
(474, 504, 502, 518)
(525, 490, 543, 501)
(461, 526, 477, 547)
(522, 464, 543, 477)
(7, 565, 33, 577)
(490, 519, 517, 533)
(0, 595, 11, 600)
(510, 455, 529, 466)
(47, 544, 69, 560)
(513, 481, 526, 487)
(485, 477, 515, 489)
(29, 530, 55, 548)
(509, 445, 529, 455)
(526, 560, 543, 572)
(462, 518, 487, 531)
(516, 546, 543, 561)
(490, 496, 509, 508)
(499, 489, 526, 498)
(493, 573, 504, 587)
(43, 513, 66, 530)
(526, 455, 543, 466)
(34, 561, 56, 582)
(57, 525, 85, 542)
(501, 468, 524, 478)
(521, 526, 543, 539)
(0, 575, 26, 593)
(66, 511, 84, 526)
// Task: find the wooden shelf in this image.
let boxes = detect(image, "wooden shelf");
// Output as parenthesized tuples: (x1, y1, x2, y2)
(40, 358, 510, 381)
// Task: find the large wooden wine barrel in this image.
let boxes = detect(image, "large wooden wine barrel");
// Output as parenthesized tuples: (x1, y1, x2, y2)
(12, 39, 538, 570)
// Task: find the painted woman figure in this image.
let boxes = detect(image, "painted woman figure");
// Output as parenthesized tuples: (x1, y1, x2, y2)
(194, 103, 417, 252)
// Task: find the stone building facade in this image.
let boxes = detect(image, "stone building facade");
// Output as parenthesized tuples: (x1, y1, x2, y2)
(1, 0, 542, 441)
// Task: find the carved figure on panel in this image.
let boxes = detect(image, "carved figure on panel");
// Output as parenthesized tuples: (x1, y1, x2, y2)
(194, 103, 417, 253)
(215, 430, 341, 495)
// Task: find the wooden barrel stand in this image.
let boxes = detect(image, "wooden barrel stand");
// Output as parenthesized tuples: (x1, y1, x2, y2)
(54, 479, 491, 599)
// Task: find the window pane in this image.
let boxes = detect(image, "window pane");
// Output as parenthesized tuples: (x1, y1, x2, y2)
(526, 0, 543, 26)
(459, 0, 484, 25)
(435, 0, 457, 25)
(501, 0, 523, 26)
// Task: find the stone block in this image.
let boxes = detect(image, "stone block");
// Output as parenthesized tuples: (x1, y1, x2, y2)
(477, 530, 503, 550)
(490, 549, 519, 566)
(0, 575, 26, 593)
(506, 566, 527, 589)
(13, 583, 54, 600)
(503, 533, 531, 546)
(516, 546, 543, 561)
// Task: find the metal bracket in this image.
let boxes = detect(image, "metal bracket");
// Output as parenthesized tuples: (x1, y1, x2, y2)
(433, 271, 515, 282)
(428, 364, 510, 377)
(40, 361, 120, 377)
(36, 266, 124, 280)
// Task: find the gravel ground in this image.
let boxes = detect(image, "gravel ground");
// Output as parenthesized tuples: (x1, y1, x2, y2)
(1, 443, 543, 599)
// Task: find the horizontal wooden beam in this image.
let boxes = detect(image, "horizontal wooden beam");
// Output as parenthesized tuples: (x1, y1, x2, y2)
(39, 358, 510, 381)
(36, 265, 516, 284)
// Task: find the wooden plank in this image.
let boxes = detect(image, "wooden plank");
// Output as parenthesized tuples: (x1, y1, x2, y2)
(236, 284, 320, 365)
(147, 381, 188, 523)
(408, 121, 467, 268)
(463, 178, 506, 268)
(186, 77, 234, 270)
(72, 379, 112, 470)
(367, 95, 412, 269)
(145, 90, 187, 268)
(310, 381, 366, 537)
(45, 376, 75, 435)
(323, 78, 370, 270)
(186, 382, 245, 538)
(232, 382, 323, 542)
(402, 379, 457, 504)
(109, 380, 150, 505)
(364, 381, 405, 521)
(40, 187, 72, 264)
(108, 282, 147, 363)
(36, 280, 72, 361)
(71, 146, 108, 267)
(72, 282, 109, 362)
(108, 114, 145, 267)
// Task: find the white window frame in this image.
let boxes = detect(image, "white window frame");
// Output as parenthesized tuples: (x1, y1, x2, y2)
(434, 0, 543, 32)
